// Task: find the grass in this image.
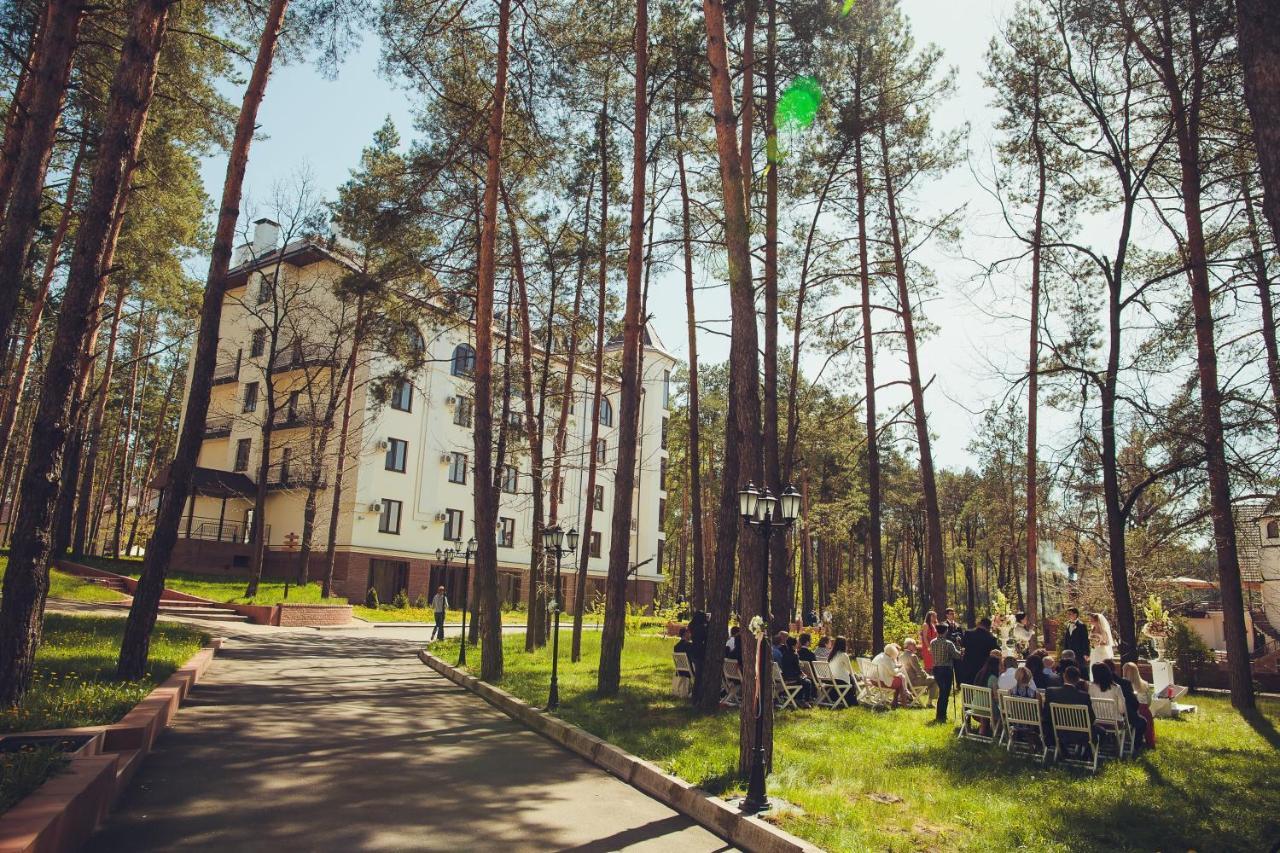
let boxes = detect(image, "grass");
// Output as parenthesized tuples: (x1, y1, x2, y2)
(354, 606, 565, 624)
(0, 747, 67, 816)
(0, 613, 208, 734)
(0, 557, 128, 605)
(429, 631, 1280, 852)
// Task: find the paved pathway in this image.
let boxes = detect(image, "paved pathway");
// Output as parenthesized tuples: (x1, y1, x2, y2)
(88, 627, 732, 852)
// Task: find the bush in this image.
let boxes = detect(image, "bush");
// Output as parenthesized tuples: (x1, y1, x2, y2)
(827, 582, 872, 656)
(392, 590, 410, 610)
(414, 593, 428, 609)
(366, 587, 379, 608)
(1166, 615, 1215, 685)
(882, 598, 917, 651)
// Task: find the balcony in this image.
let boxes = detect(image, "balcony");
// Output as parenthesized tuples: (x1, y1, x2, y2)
(266, 461, 328, 491)
(272, 407, 331, 430)
(270, 343, 337, 375)
(204, 414, 233, 438)
(212, 354, 242, 385)
(178, 514, 270, 544)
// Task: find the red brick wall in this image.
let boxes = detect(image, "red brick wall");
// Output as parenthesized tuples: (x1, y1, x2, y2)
(276, 604, 353, 627)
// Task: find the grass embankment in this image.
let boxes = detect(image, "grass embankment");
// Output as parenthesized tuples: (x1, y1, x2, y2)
(0, 557, 127, 605)
(429, 632, 1280, 852)
(78, 558, 333, 607)
(353, 606, 580, 624)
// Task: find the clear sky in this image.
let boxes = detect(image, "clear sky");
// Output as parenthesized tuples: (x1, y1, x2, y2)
(200, 0, 1025, 472)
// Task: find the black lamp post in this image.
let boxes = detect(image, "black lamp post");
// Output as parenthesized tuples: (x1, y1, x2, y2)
(541, 523, 579, 711)
(737, 480, 801, 814)
(435, 545, 456, 644)
(457, 537, 477, 665)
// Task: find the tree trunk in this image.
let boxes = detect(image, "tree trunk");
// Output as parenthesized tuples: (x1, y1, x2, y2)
(118, 0, 289, 680)
(1025, 87, 1045, 646)
(1237, 0, 1280, 245)
(113, 311, 150, 557)
(1241, 176, 1280, 436)
(322, 297, 363, 598)
(597, 0, 648, 696)
(0, 0, 171, 704)
(472, 0, 512, 684)
(127, 352, 179, 556)
(0, 0, 83, 352)
(0, 29, 37, 212)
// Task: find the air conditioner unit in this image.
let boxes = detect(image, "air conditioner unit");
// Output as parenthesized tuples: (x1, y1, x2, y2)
(368, 502, 383, 513)
(439, 453, 452, 464)
(445, 395, 457, 406)
(434, 511, 448, 522)
(375, 439, 389, 451)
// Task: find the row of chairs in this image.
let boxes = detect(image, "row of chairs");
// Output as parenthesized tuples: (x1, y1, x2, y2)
(957, 684, 1136, 773)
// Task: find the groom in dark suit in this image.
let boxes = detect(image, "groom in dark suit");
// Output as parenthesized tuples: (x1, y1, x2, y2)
(1063, 607, 1090, 669)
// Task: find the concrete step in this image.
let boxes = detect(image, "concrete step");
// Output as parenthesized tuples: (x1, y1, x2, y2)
(157, 606, 250, 623)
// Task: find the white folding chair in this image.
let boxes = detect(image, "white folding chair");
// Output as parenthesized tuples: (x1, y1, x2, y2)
(1050, 703, 1100, 772)
(857, 657, 896, 709)
(957, 684, 996, 743)
(1000, 694, 1049, 763)
(721, 659, 742, 707)
(772, 662, 803, 711)
(671, 652, 694, 699)
(811, 660, 853, 709)
(1091, 696, 1134, 758)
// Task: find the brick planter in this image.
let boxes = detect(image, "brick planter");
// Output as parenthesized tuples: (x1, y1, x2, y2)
(275, 603, 353, 627)
(0, 640, 222, 853)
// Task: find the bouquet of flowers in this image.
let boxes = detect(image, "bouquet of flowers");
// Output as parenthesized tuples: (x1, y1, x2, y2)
(990, 590, 1015, 647)
(1140, 594, 1169, 638)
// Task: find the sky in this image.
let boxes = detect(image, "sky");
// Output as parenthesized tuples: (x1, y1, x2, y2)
(200, 0, 1026, 472)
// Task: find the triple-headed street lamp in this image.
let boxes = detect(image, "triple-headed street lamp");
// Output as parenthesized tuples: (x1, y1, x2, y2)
(541, 523, 579, 711)
(736, 481, 801, 814)
(436, 537, 477, 665)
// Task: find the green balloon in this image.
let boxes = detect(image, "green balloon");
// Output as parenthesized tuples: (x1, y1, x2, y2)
(775, 76, 823, 133)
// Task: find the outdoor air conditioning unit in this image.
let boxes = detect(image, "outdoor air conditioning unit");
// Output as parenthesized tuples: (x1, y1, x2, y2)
(368, 501, 383, 513)
(434, 511, 448, 522)
(375, 439, 389, 450)
(439, 453, 452, 464)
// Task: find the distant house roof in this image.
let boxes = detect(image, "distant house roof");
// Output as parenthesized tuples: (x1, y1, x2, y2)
(149, 464, 256, 499)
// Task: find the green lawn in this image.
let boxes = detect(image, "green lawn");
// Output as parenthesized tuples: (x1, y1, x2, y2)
(0, 557, 127, 605)
(124, 569, 333, 606)
(354, 606, 585, 625)
(0, 613, 208, 734)
(428, 632, 1280, 852)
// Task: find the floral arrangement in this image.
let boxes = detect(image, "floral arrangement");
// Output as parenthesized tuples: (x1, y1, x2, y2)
(748, 615, 767, 641)
(990, 589, 1015, 631)
(1140, 594, 1169, 638)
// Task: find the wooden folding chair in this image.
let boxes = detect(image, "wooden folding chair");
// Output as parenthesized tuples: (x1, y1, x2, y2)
(772, 662, 803, 711)
(721, 659, 742, 707)
(1050, 703, 1100, 772)
(811, 660, 853, 709)
(957, 684, 996, 742)
(857, 657, 895, 709)
(671, 652, 694, 699)
(1000, 694, 1049, 763)
(1091, 696, 1134, 758)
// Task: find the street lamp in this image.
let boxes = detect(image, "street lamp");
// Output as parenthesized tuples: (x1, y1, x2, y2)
(737, 480, 801, 814)
(434, 546, 457, 645)
(542, 523, 579, 711)
(457, 537, 477, 665)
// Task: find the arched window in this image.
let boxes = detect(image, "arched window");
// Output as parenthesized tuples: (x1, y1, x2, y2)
(597, 396, 613, 427)
(1267, 519, 1279, 540)
(408, 328, 425, 353)
(451, 343, 476, 377)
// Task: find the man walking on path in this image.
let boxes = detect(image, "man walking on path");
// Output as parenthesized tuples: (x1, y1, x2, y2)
(431, 586, 449, 641)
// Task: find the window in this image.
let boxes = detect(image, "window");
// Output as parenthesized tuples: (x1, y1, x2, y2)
(662, 369, 671, 408)
(242, 382, 259, 413)
(391, 380, 412, 412)
(454, 396, 473, 427)
(448, 451, 468, 484)
(451, 343, 476, 377)
(385, 438, 407, 473)
(659, 458, 667, 491)
(234, 438, 251, 472)
(595, 438, 606, 464)
(659, 498, 666, 526)
(1268, 519, 1279, 540)
(656, 539, 664, 574)
(279, 447, 292, 484)
(444, 508, 464, 541)
(256, 274, 274, 305)
(250, 328, 266, 358)
(597, 397, 613, 427)
(498, 516, 515, 548)
(593, 485, 604, 511)
(408, 328, 425, 352)
(501, 464, 518, 494)
(590, 531, 602, 558)
(378, 498, 402, 534)
(661, 417, 668, 450)
(286, 389, 301, 420)
(558, 478, 565, 504)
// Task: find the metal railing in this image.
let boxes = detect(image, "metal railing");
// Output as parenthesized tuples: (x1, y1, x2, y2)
(212, 354, 242, 384)
(204, 414, 233, 437)
(270, 343, 337, 373)
(180, 515, 270, 544)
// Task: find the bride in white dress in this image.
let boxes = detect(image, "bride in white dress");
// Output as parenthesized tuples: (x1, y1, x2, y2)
(1089, 612, 1114, 679)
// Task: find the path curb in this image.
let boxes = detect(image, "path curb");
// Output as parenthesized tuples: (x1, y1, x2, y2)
(417, 649, 822, 853)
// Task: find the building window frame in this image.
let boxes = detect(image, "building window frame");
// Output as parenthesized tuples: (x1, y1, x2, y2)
(593, 484, 604, 511)
(390, 379, 412, 412)
(448, 451, 468, 484)
(233, 438, 251, 472)
(589, 531, 602, 558)
(454, 395, 473, 427)
(444, 508, 464, 541)
(385, 438, 408, 473)
(451, 343, 477, 377)
(501, 464, 518, 494)
(498, 516, 515, 548)
(242, 381, 259, 413)
(378, 498, 402, 535)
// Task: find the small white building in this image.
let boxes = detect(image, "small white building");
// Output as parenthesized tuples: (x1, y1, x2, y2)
(162, 223, 676, 609)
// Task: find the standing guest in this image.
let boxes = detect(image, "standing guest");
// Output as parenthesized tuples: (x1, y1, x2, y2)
(797, 633, 817, 663)
(1088, 613, 1115, 678)
(725, 625, 742, 662)
(1122, 661, 1156, 748)
(997, 655, 1019, 691)
(959, 618, 999, 685)
(827, 637, 855, 690)
(815, 635, 832, 661)
(942, 608, 964, 643)
(780, 636, 816, 705)
(920, 610, 939, 671)
(430, 586, 449, 641)
(929, 627, 962, 724)
(674, 627, 695, 656)
(901, 638, 936, 707)
(1063, 607, 1090, 672)
(871, 643, 913, 708)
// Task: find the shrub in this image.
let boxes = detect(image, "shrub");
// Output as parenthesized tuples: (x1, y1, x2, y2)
(392, 590, 410, 610)
(366, 587, 379, 608)
(827, 582, 872, 656)
(1166, 615, 1215, 686)
(414, 593, 428, 609)
(882, 598, 917, 651)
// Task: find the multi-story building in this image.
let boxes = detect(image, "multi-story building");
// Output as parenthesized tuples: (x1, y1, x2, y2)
(162, 219, 677, 608)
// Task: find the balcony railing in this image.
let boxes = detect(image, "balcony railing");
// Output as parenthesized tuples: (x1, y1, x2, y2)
(272, 407, 331, 430)
(266, 462, 328, 491)
(204, 414, 233, 438)
(212, 353, 242, 385)
(270, 343, 337, 374)
(179, 515, 270, 544)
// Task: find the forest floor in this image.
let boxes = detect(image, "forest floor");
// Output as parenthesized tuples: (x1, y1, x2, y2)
(428, 631, 1280, 852)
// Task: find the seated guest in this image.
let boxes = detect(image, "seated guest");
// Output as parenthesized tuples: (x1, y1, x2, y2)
(815, 635, 832, 662)
(996, 655, 1019, 691)
(725, 625, 742, 663)
(1041, 655, 1062, 688)
(674, 627, 694, 657)
(1121, 661, 1155, 749)
(780, 636, 816, 705)
(1088, 662, 1124, 708)
(827, 637, 854, 685)
(973, 650, 1004, 734)
(1026, 654, 1048, 689)
(797, 633, 817, 663)
(1058, 649, 1079, 676)
(1011, 665, 1039, 698)
(1043, 665, 1095, 752)
(871, 643, 912, 708)
(772, 631, 789, 663)
(900, 638, 936, 707)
